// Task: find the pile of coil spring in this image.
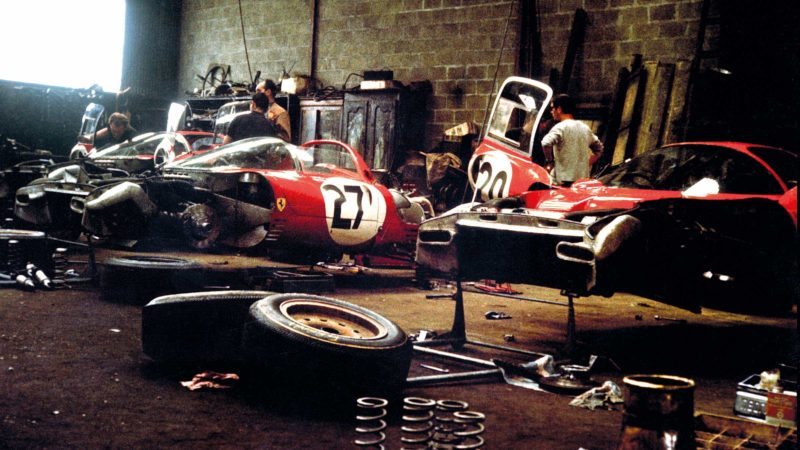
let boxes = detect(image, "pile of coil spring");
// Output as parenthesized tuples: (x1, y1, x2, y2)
(354, 396, 485, 449)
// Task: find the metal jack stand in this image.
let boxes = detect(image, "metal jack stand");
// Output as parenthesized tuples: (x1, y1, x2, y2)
(420, 277, 580, 358)
(562, 289, 578, 357)
(416, 278, 547, 359)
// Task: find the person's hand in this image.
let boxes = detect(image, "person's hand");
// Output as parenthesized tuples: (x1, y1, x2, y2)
(545, 161, 554, 173)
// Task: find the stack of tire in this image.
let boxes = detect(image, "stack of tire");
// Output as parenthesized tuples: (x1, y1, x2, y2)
(142, 291, 412, 400)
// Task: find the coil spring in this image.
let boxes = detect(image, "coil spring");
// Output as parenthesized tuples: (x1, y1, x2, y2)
(453, 411, 486, 449)
(354, 397, 388, 450)
(4, 239, 24, 273)
(400, 396, 436, 449)
(51, 247, 69, 282)
(430, 399, 469, 448)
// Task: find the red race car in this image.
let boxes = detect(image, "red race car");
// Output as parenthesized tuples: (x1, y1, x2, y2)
(81, 137, 428, 262)
(417, 141, 798, 314)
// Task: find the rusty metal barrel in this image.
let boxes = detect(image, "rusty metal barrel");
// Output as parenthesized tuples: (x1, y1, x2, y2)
(617, 374, 696, 450)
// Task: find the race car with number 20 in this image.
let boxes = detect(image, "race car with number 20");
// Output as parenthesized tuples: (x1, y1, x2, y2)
(80, 137, 428, 261)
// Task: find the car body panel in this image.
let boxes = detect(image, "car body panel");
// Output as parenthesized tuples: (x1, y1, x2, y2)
(417, 141, 798, 314)
(467, 77, 553, 201)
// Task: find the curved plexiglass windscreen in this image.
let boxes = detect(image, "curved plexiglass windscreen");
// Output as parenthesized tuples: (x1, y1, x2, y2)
(90, 132, 161, 158)
(170, 137, 360, 174)
(598, 144, 786, 195)
(171, 137, 299, 171)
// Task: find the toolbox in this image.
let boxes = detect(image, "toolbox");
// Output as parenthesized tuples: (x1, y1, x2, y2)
(734, 374, 797, 422)
(256, 269, 335, 294)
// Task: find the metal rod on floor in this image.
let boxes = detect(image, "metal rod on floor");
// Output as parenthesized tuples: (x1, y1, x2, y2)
(406, 369, 501, 387)
(462, 285, 568, 307)
(413, 345, 497, 368)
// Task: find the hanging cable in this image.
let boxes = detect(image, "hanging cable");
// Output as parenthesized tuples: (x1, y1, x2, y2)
(480, 0, 516, 135)
(238, 0, 254, 85)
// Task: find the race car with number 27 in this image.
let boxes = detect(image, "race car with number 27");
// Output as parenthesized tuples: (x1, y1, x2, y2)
(80, 137, 428, 261)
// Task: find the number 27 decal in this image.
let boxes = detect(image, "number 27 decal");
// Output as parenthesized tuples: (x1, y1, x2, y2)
(322, 184, 366, 229)
(321, 178, 388, 246)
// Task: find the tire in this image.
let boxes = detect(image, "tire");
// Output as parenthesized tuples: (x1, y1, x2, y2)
(100, 256, 204, 304)
(142, 290, 276, 364)
(242, 293, 412, 399)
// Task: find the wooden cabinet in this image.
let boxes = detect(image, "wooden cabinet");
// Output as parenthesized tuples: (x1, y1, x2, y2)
(341, 88, 426, 170)
(298, 96, 344, 143)
(299, 86, 427, 170)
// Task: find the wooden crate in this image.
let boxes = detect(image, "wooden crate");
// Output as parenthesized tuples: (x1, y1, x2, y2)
(694, 412, 797, 449)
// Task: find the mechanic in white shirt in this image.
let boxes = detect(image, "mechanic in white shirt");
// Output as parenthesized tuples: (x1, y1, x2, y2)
(541, 94, 604, 186)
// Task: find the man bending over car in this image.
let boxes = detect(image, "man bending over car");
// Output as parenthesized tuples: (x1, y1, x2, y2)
(94, 112, 137, 150)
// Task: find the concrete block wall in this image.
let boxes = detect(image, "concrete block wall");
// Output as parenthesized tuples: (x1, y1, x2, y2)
(179, 0, 704, 151)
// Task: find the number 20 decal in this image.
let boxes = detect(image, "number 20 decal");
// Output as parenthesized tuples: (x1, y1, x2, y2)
(321, 178, 387, 246)
(470, 152, 513, 200)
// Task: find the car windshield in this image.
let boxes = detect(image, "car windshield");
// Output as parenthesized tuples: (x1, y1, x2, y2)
(171, 137, 299, 171)
(747, 146, 798, 189)
(486, 78, 553, 156)
(598, 144, 784, 195)
(90, 132, 161, 158)
(301, 143, 358, 173)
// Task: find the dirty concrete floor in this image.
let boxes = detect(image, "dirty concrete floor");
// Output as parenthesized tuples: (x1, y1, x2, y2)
(0, 248, 796, 449)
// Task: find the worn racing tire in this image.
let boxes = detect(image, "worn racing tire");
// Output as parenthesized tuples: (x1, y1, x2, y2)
(100, 255, 204, 305)
(242, 293, 412, 399)
(142, 290, 275, 364)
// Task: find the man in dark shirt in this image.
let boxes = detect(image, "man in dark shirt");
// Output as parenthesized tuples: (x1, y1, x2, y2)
(94, 112, 137, 149)
(222, 92, 277, 144)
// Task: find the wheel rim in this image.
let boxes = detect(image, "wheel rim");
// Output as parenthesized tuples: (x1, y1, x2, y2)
(279, 299, 388, 340)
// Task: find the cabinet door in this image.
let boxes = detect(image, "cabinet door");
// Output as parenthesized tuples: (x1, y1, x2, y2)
(300, 106, 342, 143)
(368, 100, 396, 170)
(342, 99, 369, 162)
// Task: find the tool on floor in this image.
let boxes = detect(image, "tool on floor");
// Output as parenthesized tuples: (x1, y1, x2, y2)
(654, 314, 687, 324)
(407, 345, 551, 391)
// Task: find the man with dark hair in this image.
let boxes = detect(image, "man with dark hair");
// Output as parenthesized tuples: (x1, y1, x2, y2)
(256, 79, 291, 142)
(94, 112, 137, 149)
(541, 94, 603, 186)
(222, 92, 277, 144)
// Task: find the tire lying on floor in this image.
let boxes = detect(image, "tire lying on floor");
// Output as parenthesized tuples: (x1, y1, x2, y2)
(142, 290, 276, 364)
(242, 293, 412, 399)
(100, 255, 204, 304)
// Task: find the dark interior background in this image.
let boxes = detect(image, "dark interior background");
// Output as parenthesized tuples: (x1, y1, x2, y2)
(0, 0, 797, 156)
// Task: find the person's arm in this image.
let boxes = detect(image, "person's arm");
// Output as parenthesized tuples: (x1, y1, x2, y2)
(222, 135, 233, 145)
(275, 110, 291, 142)
(540, 127, 561, 169)
(589, 134, 604, 165)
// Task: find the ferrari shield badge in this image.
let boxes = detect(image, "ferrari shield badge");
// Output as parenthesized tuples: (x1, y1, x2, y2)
(276, 198, 287, 211)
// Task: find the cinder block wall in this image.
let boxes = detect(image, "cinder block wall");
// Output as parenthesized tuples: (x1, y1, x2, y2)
(179, 0, 703, 151)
